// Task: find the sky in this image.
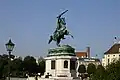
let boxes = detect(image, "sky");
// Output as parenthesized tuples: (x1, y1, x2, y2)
(0, 0, 120, 59)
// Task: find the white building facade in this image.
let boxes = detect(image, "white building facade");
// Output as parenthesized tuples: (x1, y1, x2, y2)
(102, 43, 120, 67)
(78, 58, 101, 68)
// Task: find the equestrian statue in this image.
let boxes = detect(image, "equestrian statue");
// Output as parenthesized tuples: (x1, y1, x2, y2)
(48, 10, 73, 46)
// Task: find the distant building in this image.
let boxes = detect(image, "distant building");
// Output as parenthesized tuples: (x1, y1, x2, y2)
(75, 46, 101, 77)
(76, 47, 90, 58)
(77, 57, 101, 69)
(76, 52, 87, 58)
(102, 42, 120, 67)
(76, 47, 101, 69)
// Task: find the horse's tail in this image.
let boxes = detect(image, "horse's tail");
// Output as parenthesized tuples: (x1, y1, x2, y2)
(70, 34, 74, 39)
(48, 36, 53, 44)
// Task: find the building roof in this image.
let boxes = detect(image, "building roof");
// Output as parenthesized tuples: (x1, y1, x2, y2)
(76, 52, 87, 57)
(104, 43, 120, 54)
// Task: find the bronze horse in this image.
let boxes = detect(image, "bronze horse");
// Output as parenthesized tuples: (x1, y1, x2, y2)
(48, 10, 73, 46)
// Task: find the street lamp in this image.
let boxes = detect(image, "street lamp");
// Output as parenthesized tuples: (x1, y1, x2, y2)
(5, 39, 15, 80)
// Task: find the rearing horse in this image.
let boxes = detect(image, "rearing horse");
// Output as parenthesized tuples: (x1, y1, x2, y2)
(48, 16, 73, 46)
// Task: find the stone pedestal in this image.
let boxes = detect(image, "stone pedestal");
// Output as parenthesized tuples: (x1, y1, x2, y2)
(44, 45, 77, 79)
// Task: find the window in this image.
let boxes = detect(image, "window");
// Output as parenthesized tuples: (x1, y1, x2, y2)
(51, 60, 55, 69)
(108, 55, 110, 57)
(113, 55, 115, 56)
(64, 60, 68, 68)
(108, 59, 110, 64)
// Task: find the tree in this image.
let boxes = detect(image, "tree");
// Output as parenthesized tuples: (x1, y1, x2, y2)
(11, 57, 24, 77)
(38, 56, 44, 64)
(0, 54, 9, 79)
(87, 63, 96, 76)
(105, 59, 120, 80)
(0, 54, 46, 78)
(78, 64, 86, 73)
(10, 54, 15, 60)
(38, 57, 45, 75)
(90, 59, 120, 80)
(78, 64, 86, 80)
(23, 56, 38, 76)
(91, 65, 106, 80)
(0, 56, 5, 78)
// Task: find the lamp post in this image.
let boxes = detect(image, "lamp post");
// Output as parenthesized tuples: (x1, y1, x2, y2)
(5, 39, 15, 80)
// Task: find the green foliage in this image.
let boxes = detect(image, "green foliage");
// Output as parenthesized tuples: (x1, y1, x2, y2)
(105, 59, 120, 80)
(0, 54, 9, 79)
(0, 54, 45, 78)
(38, 59, 45, 75)
(87, 63, 96, 75)
(90, 65, 106, 80)
(90, 59, 120, 80)
(78, 64, 86, 80)
(11, 57, 24, 77)
(78, 64, 86, 73)
(10, 54, 15, 59)
(23, 56, 38, 75)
